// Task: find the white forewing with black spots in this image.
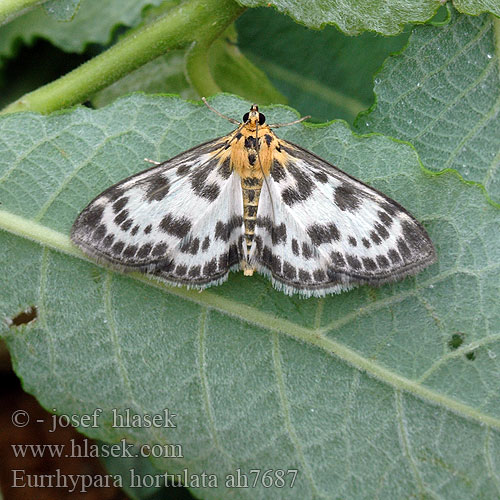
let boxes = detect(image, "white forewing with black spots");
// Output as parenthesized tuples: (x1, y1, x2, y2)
(250, 141, 436, 297)
(71, 138, 245, 288)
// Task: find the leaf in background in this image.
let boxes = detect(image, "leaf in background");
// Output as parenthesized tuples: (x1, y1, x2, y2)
(0, 0, 167, 56)
(235, 0, 444, 34)
(0, 95, 499, 499)
(454, 0, 500, 16)
(235, 0, 500, 33)
(356, 9, 500, 203)
(236, 7, 410, 123)
(92, 26, 286, 108)
(43, 0, 81, 22)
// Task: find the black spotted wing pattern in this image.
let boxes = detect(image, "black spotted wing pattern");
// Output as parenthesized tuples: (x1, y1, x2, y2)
(71, 138, 245, 288)
(250, 141, 436, 297)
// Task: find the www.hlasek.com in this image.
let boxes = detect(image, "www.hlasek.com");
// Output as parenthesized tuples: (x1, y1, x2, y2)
(11, 438, 182, 460)
(12, 468, 299, 493)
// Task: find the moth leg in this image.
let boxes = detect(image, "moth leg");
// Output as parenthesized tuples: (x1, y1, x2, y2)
(144, 158, 160, 165)
(242, 261, 255, 276)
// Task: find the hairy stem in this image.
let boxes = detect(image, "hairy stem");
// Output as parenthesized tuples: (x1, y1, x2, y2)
(2, 0, 245, 114)
(185, 41, 222, 96)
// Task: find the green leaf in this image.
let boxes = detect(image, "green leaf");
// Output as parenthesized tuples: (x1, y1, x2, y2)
(236, 7, 410, 123)
(43, 0, 81, 21)
(454, 0, 500, 16)
(235, 0, 442, 34)
(0, 0, 166, 55)
(355, 9, 500, 203)
(235, 0, 500, 33)
(1, 94, 499, 499)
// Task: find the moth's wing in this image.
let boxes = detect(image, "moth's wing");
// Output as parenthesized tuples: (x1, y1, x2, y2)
(250, 141, 436, 297)
(71, 137, 245, 289)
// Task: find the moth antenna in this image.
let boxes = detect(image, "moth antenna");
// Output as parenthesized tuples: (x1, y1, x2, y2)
(268, 115, 311, 129)
(202, 97, 241, 125)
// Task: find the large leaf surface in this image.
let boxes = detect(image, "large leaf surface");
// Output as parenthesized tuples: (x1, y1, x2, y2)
(356, 9, 500, 203)
(0, 94, 499, 499)
(235, 0, 500, 33)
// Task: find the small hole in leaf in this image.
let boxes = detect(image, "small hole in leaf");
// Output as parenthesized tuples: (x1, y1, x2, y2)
(465, 351, 476, 361)
(448, 333, 464, 350)
(10, 306, 37, 327)
(448, 333, 476, 361)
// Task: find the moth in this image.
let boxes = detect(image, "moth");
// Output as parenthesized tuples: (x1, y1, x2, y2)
(71, 100, 436, 297)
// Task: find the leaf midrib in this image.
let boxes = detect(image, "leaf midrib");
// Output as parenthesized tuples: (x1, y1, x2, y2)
(1, 208, 499, 431)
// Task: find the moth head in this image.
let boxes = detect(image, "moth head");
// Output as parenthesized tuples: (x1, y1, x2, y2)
(243, 105, 266, 126)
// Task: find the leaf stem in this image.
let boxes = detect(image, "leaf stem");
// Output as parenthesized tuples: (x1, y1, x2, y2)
(185, 41, 222, 97)
(1, 0, 245, 114)
(0, 0, 44, 26)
